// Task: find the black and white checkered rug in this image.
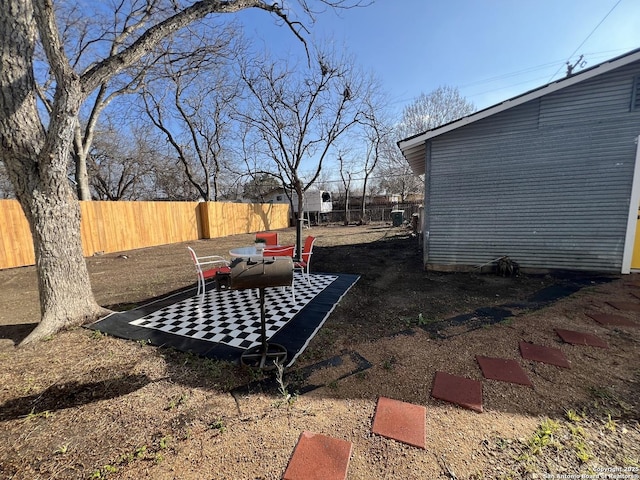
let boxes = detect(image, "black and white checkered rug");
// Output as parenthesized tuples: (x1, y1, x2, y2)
(88, 272, 359, 366)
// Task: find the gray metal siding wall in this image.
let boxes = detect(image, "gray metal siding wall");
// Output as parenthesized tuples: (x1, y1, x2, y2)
(426, 63, 640, 272)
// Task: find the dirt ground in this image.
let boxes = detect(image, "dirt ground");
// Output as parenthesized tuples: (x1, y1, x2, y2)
(0, 223, 639, 479)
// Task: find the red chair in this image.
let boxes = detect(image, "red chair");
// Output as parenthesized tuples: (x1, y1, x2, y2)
(294, 236, 316, 285)
(263, 245, 296, 302)
(187, 247, 231, 307)
(263, 245, 295, 257)
(255, 231, 279, 246)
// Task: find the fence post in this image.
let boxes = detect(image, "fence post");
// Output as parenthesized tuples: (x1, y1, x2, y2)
(198, 202, 210, 239)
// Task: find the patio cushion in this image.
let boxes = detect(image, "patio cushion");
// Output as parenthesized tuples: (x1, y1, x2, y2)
(203, 266, 231, 279)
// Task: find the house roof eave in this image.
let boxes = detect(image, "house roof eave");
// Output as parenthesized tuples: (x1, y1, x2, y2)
(398, 47, 640, 176)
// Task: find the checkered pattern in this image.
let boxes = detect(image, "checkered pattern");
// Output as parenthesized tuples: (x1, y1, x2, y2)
(130, 272, 337, 350)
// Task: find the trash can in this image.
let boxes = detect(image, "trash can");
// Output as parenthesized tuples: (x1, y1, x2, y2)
(391, 210, 404, 227)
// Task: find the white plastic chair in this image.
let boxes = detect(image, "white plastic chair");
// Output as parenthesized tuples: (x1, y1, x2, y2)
(187, 247, 231, 307)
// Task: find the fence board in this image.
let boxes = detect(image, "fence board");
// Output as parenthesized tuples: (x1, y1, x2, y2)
(1, 200, 290, 270)
(200, 201, 289, 239)
(0, 201, 35, 268)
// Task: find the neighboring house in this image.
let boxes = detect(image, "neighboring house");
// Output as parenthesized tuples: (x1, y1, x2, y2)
(262, 188, 289, 205)
(398, 48, 640, 274)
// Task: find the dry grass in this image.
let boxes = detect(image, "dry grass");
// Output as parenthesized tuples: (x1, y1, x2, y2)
(0, 223, 639, 479)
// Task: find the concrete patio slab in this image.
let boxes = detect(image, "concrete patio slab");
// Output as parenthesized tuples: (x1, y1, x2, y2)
(519, 341, 571, 368)
(555, 328, 609, 348)
(431, 371, 483, 413)
(371, 396, 426, 449)
(283, 431, 353, 480)
(475, 355, 533, 386)
(586, 312, 639, 328)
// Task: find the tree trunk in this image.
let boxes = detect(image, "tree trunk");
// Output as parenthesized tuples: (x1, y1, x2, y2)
(344, 190, 350, 225)
(0, 0, 107, 346)
(20, 183, 108, 344)
(359, 179, 369, 225)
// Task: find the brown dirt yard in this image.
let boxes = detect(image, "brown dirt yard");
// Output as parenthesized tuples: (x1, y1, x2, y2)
(0, 223, 639, 480)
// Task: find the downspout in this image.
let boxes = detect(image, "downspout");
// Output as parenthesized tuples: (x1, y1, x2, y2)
(621, 134, 640, 273)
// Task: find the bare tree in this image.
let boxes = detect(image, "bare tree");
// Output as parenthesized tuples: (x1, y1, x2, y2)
(337, 153, 355, 225)
(0, 0, 366, 346)
(152, 156, 203, 200)
(375, 146, 423, 201)
(237, 46, 377, 248)
(140, 24, 245, 201)
(375, 86, 476, 201)
(377, 118, 424, 201)
(357, 104, 391, 223)
(35, 1, 167, 200)
(88, 122, 159, 200)
(401, 85, 476, 135)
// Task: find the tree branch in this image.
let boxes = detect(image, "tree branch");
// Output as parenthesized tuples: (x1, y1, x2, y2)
(81, 0, 308, 94)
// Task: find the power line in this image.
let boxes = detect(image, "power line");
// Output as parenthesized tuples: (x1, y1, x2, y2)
(391, 45, 632, 111)
(458, 59, 567, 88)
(250, 171, 417, 188)
(547, 0, 623, 82)
(463, 49, 633, 104)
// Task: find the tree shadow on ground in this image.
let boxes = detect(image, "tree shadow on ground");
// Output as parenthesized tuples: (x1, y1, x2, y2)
(0, 374, 152, 422)
(0, 323, 38, 346)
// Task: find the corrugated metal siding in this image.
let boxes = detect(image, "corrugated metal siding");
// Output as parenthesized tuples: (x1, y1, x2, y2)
(425, 62, 640, 272)
(539, 67, 639, 125)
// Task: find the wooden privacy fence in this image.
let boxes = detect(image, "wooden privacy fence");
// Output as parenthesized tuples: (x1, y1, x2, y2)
(0, 200, 289, 270)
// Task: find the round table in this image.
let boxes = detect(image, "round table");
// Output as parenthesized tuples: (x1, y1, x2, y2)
(229, 245, 282, 258)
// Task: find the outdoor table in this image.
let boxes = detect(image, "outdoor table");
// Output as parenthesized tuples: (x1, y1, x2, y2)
(229, 245, 281, 259)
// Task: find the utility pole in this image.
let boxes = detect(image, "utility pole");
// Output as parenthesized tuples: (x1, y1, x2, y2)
(565, 55, 585, 77)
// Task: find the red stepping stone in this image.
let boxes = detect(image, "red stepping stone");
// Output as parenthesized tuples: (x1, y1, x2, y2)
(475, 355, 533, 386)
(555, 328, 609, 348)
(431, 371, 483, 413)
(606, 301, 640, 312)
(283, 431, 352, 480)
(519, 341, 571, 369)
(586, 312, 639, 327)
(371, 396, 426, 449)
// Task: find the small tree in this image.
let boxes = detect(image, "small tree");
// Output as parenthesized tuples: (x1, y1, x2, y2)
(357, 103, 391, 223)
(376, 86, 476, 201)
(337, 153, 355, 225)
(238, 46, 378, 248)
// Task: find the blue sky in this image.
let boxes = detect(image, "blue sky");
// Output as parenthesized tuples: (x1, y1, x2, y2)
(236, 0, 640, 114)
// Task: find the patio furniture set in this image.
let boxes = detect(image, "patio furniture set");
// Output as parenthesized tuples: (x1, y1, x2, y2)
(187, 231, 316, 368)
